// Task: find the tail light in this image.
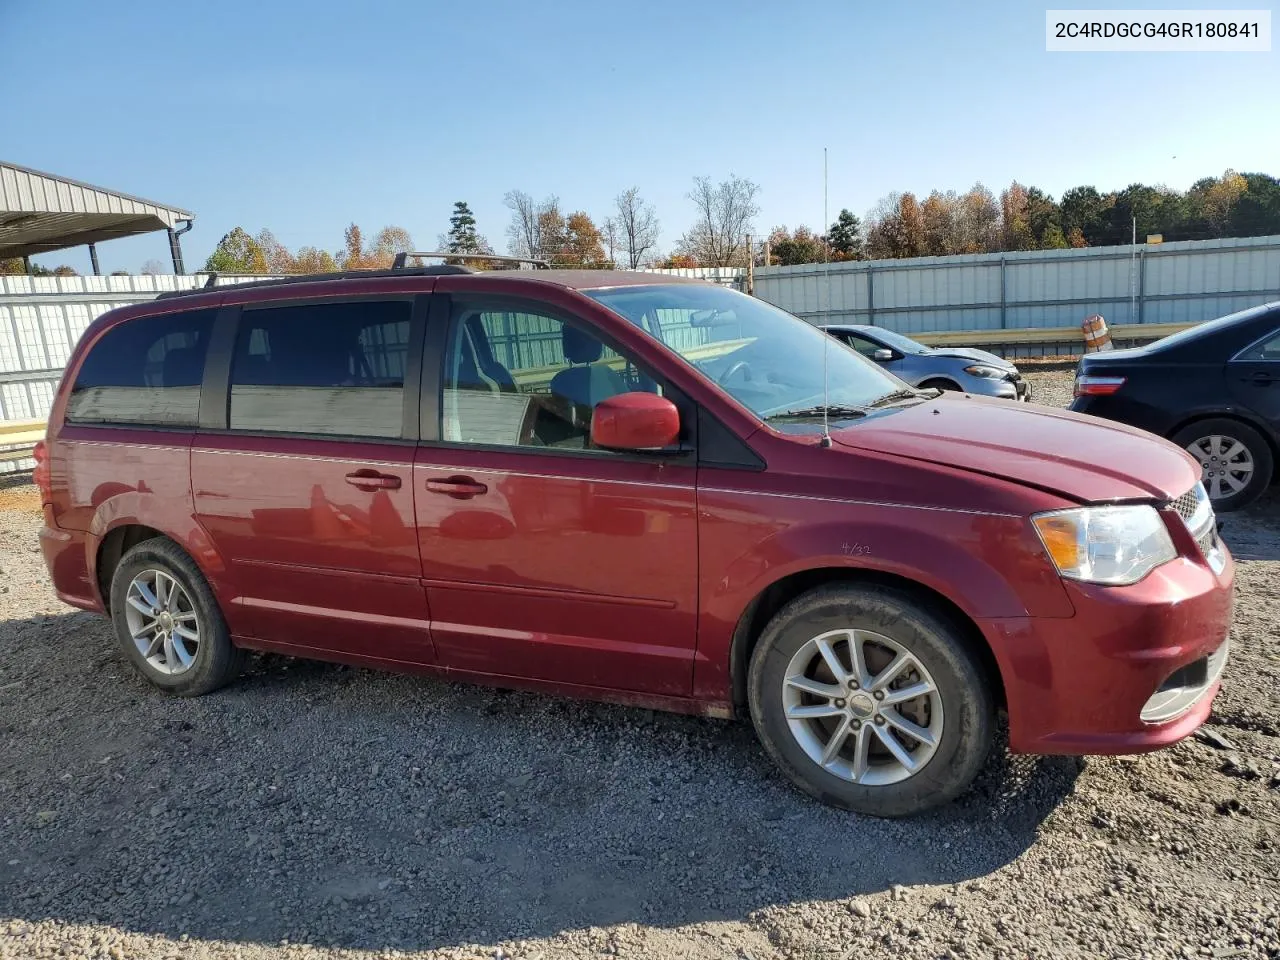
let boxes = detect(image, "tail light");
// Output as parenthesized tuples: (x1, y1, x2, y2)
(1074, 375, 1126, 398)
(32, 439, 51, 502)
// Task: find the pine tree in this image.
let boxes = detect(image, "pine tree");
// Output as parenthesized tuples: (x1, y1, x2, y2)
(825, 209, 864, 260)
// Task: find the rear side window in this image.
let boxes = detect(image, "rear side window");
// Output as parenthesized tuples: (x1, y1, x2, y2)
(229, 300, 412, 438)
(1236, 328, 1280, 361)
(67, 309, 214, 426)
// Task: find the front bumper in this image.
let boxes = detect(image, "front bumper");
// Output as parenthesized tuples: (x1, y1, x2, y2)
(958, 373, 1032, 401)
(980, 549, 1233, 755)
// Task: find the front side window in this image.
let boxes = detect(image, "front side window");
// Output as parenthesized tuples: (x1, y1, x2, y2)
(68, 309, 214, 426)
(442, 302, 657, 450)
(229, 300, 411, 438)
(845, 334, 883, 358)
(584, 285, 905, 424)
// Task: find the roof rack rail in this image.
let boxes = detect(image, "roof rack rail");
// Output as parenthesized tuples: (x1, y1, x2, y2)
(156, 264, 475, 300)
(392, 251, 550, 270)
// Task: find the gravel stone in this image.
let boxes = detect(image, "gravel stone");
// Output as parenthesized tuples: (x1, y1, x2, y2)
(2, 369, 1278, 959)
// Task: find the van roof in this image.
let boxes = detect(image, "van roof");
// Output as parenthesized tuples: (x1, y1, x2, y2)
(157, 268, 705, 302)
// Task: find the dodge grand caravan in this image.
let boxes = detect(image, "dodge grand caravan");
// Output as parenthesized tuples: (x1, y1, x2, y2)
(35, 266, 1234, 816)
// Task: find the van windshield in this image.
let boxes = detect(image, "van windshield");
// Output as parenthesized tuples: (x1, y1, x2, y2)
(584, 284, 907, 422)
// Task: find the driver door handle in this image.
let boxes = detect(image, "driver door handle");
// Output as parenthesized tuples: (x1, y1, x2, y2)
(425, 476, 489, 499)
(1247, 371, 1277, 385)
(344, 470, 402, 491)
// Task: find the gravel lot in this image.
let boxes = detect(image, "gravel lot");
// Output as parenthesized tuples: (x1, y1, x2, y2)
(2, 368, 1278, 960)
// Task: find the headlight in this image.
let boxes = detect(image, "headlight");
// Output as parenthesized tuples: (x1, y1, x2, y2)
(963, 364, 1007, 379)
(1032, 505, 1176, 585)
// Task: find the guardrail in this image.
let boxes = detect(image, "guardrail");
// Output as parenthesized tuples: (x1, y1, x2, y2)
(0, 419, 45, 465)
(912, 321, 1192, 349)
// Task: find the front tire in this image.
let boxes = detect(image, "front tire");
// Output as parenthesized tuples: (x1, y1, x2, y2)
(1171, 417, 1272, 512)
(109, 537, 244, 696)
(748, 584, 994, 817)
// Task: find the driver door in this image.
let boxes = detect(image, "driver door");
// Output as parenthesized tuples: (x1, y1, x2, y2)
(413, 292, 699, 696)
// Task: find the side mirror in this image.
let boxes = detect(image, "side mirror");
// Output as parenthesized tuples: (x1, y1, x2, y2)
(591, 392, 681, 451)
(872, 348, 896, 362)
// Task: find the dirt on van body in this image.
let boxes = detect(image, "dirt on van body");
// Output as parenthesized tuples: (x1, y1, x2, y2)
(2, 368, 1278, 960)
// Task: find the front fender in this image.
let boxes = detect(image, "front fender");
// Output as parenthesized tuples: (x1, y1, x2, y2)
(693, 496, 1074, 700)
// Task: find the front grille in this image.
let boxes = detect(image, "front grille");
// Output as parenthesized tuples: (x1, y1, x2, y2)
(1170, 489, 1199, 522)
(1167, 483, 1224, 573)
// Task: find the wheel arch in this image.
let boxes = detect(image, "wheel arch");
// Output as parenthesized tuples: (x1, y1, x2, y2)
(95, 524, 166, 612)
(728, 566, 1006, 718)
(918, 377, 962, 391)
(1167, 411, 1279, 485)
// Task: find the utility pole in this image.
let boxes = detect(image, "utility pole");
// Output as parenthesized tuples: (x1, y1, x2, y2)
(1130, 215, 1137, 322)
(746, 233, 754, 295)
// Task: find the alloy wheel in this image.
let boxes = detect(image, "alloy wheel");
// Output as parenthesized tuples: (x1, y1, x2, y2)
(123, 569, 201, 676)
(1185, 435, 1254, 501)
(781, 628, 943, 786)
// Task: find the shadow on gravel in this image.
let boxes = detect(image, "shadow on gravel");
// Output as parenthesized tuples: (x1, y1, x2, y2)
(0, 609, 1080, 953)
(1218, 489, 1280, 561)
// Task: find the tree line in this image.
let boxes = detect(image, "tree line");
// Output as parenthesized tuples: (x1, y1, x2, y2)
(3, 168, 1277, 276)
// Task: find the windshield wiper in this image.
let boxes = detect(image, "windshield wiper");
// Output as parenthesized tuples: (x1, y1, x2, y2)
(768, 404, 869, 422)
(865, 387, 934, 408)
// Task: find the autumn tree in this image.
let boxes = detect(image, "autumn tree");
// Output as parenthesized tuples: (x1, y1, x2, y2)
(369, 226, 414, 268)
(866, 193, 926, 259)
(563, 211, 607, 267)
(256, 229, 296, 274)
(293, 247, 339, 274)
(678, 175, 760, 266)
(338, 223, 369, 270)
(955, 184, 1001, 253)
(536, 201, 568, 264)
(612, 187, 660, 268)
(656, 253, 698, 269)
(920, 192, 960, 256)
(765, 225, 826, 265)
(0, 259, 24, 275)
(825, 209, 864, 261)
(1000, 183, 1035, 251)
(205, 227, 268, 274)
(140, 259, 167, 276)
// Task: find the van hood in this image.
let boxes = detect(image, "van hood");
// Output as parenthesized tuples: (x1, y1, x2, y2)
(832, 394, 1199, 503)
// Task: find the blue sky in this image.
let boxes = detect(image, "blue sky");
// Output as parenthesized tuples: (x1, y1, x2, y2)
(4, 0, 1277, 274)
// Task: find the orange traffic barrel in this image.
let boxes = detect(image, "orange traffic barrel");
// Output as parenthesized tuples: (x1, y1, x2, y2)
(1082, 314, 1113, 352)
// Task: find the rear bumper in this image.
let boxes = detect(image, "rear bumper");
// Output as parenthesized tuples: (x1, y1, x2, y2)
(39, 524, 102, 612)
(981, 550, 1233, 755)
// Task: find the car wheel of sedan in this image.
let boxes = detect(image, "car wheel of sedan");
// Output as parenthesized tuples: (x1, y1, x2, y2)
(748, 583, 994, 817)
(1172, 418, 1273, 512)
(919, 379, 960, 392)
(109, 537, 244, 696)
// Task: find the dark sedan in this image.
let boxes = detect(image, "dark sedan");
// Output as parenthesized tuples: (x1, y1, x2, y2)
(1071, 301, 1280, 511)
(823, 324, 1032, 400)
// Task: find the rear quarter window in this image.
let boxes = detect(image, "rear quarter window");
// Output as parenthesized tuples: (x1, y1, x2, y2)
(67, 309, 215, 426)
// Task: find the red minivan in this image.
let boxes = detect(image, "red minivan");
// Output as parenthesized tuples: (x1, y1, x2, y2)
(35, 266, 1233, 816)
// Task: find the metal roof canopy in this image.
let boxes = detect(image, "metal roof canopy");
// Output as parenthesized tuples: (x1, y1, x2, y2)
(0, 161, 193, 270)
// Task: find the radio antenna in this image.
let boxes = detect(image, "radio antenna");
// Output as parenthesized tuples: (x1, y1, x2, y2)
(820, 146, 833, 448)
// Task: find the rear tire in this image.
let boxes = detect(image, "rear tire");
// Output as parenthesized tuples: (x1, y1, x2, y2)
(1171, 417, 1272, 512)
(748, 583, 993, 817)
(109, 537, 244, 696)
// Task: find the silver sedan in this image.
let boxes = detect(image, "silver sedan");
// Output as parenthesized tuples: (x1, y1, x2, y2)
(823, 324, 1031, 401)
